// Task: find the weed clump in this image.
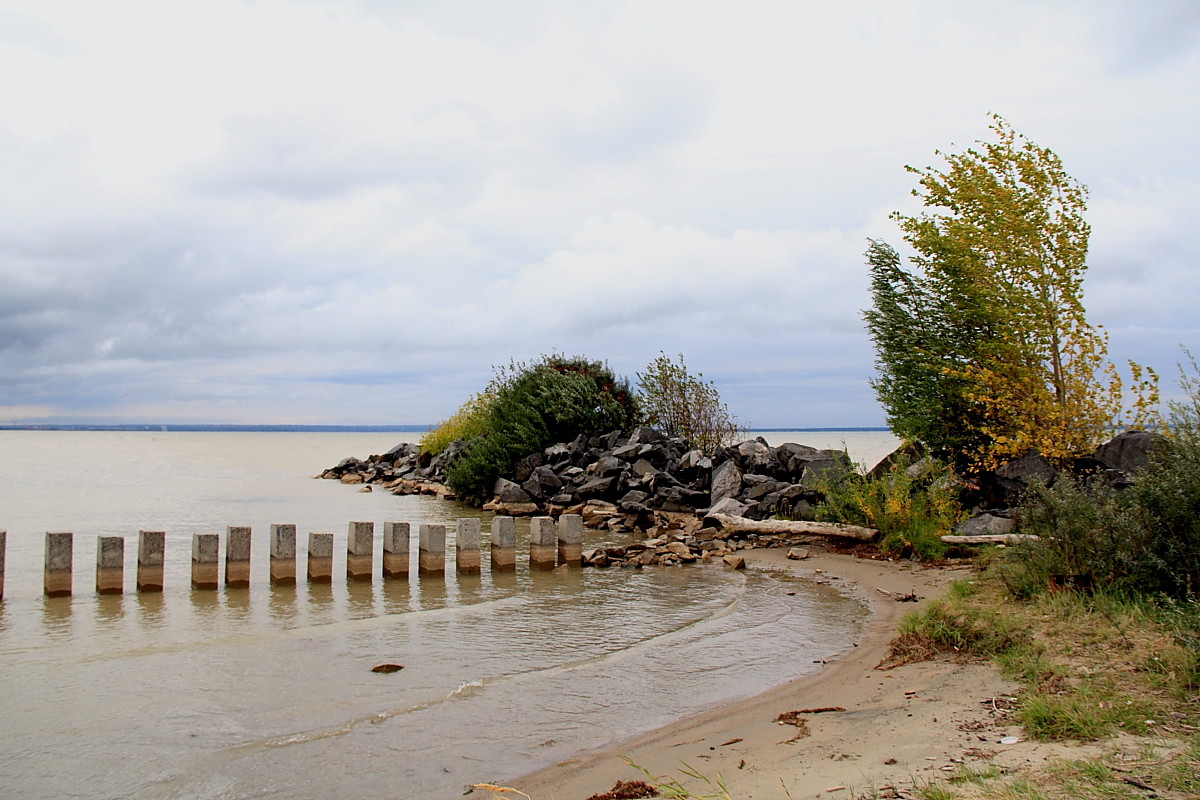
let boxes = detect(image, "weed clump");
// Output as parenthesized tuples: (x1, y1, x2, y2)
(810, 454, 963, 561)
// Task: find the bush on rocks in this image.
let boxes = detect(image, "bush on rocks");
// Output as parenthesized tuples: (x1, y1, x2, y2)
(441, 355, 639, 505)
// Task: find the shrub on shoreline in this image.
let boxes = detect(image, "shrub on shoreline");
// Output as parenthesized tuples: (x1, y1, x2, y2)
(810, 454, 963, 561)
(440, 355, 639, 505)
(1009, 352, 1200, 600)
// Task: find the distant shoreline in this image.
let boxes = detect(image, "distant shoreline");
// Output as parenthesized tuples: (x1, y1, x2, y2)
(0, 424, 890, 433)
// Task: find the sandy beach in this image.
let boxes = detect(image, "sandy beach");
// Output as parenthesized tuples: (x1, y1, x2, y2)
(510, 545, 1106, 800)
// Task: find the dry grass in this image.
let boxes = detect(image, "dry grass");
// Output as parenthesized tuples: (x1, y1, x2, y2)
(876, 568, 1200, 800)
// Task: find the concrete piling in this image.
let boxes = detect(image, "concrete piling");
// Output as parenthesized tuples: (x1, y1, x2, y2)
(191, 533, 220, 590)
(307, 532, 334, 583)
(456, 518, 482, 575)
(418, 523, 446, 576)
(490, 516, 516, 572)
(270, 524, 297, 585)
(382, 521, 410, 579)
(347, 521, 374, 581)
(96, 535, 124, 594)
(529, 516, 558, 570)
(137, 531, 165, 592)
(225, 526, 252, 588)
(557, 513, 583, 567)
(44, 532, 73, 597)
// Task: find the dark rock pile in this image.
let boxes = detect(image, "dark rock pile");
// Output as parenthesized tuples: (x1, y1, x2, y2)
(317, 426, 853, 537)
(951, 429, 1164, 535)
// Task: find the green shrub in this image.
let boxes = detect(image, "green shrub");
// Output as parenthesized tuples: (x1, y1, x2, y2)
(442, 355, 639, 505)
(811, 455, 962, 560)
(420, 391, 494, 456)
(1009, 350, 1200, 600)
(636, 352, 744, 454)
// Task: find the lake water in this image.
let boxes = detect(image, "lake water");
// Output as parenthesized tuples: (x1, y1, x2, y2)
(0, 429, 896, 799)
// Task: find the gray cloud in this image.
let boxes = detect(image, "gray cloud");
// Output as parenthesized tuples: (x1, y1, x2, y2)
(0, 0, 1197, 427)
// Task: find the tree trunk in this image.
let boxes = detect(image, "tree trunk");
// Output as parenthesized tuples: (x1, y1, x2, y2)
(708, 514, 879, 541)
(939, 533, 1040, 544)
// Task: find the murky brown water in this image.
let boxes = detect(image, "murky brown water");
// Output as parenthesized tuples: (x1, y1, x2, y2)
(0, 431, 886, 799)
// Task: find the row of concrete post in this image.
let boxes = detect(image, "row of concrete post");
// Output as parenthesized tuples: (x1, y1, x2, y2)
(0, 515, 585, 599)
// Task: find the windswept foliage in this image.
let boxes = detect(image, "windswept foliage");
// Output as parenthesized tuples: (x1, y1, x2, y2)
(867, 116, 1158, 471)
(440, 355, 639, 505)
(1009, 349, 1200, 600)
(636, 352, 743, 454)
(812, 455, 963, 561)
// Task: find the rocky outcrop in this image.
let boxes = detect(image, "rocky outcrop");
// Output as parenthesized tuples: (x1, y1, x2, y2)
(951, 430, 1161, 536)
(318, 430, 852, 534)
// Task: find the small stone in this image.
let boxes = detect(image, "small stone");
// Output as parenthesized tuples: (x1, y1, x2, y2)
(786, 547, 809, 560)
(722, 554, 746, 570)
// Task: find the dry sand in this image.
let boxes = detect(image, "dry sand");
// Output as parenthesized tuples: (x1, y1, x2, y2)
(510, 545, 1106, 800)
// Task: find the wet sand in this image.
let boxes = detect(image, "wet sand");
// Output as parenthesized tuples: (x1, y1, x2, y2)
(511, 545, 1101, 799)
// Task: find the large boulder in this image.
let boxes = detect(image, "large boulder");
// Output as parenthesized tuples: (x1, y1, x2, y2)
(652, 485, 709, 512)
(493, 477, 534, 505)
(1092, 430, 1162, 477)
(991, 450, 1057, 507)
(521, 465, 563, 501)
(710, 459, 743, 506)
(736, 439, 776, 474)
(706, 496, 750, 519)
(593, 455, 626, 478)
(799, 456, 851, 489)
(577, 476, 618, 500)
(954, 512, 1016, 536)
(512, 452, 544, 482)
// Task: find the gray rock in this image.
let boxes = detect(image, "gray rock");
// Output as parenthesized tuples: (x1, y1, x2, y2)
(493, 478, 533, 504)
(543, 443, 572, 464)
(577, 477, 616, 499)
(744, 480, 789, 501)
(1093, 430, 1162, 477)
(594, 456, 625, 477)
(512, 452, 544, 482)
(627, 426, 665, 445)
(610, 443, 641, 460)
(706, 496, 749, 518)
(618, 489, 649, 506)
(800, 457, 850, 488)
(736, 440, 775, 472)
(632, 458, 658, 477)
(955, 513, 1016, 536)
(994, 450, 1057, 505)
(710, 459, 743, 505)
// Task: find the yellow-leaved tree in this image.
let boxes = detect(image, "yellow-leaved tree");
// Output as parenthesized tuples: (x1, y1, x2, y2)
(867, 115, 1158, 470)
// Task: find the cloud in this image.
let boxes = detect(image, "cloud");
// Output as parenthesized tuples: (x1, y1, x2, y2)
(1, 0, 1198, 426)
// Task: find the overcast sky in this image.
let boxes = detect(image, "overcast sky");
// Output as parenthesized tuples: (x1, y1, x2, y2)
(1, 1, 1197, 428)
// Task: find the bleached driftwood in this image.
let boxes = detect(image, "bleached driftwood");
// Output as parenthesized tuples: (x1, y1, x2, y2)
(708, 513, 879, 541)
(939, 534, 1040, 545)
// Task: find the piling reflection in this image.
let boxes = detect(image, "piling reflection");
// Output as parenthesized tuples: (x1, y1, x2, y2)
(39, 594, 74, 637)
(345, 578, 378, 618)
(305, 581, 335, 626)
(133, 590, 167, 631)
(267, 583, 298, 626)
(94, 593, 125, 630)
(224, 586, 252, 623)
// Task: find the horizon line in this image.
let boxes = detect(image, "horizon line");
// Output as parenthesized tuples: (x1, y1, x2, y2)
(0, 423, 891, 433)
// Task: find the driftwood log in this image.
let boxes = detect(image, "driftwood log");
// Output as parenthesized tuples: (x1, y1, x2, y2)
(939, 534, 1041, 545)
(708, 514, 879, 541)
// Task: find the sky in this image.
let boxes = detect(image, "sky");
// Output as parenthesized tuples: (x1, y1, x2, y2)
(1, 0, 1198, 428)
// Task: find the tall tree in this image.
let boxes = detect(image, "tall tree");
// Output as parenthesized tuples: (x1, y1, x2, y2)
(866, 116, 1157, 471)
